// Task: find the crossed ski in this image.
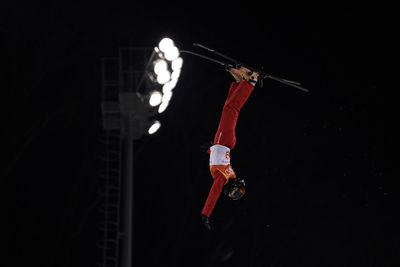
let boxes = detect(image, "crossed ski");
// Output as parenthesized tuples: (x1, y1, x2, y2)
(180, 43, 309, 93)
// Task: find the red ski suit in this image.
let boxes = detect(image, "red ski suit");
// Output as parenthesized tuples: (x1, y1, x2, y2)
(201, 80, 255, 217)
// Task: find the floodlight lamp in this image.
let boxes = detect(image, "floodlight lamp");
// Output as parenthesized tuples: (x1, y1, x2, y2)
(162, 91, 173, 103)
(158, 102, 169, 113)
(162, 80, 176, 93)
(171, 57, 183, 70)
(153, 59, 168, 75)
(156, 70, 171, 84)
(149, 91, 163, 107)
(164, 46, 180, 61)
(171, 69, 181, 80)
(148, 120, 161, 134)
(158, 38, 174, 53)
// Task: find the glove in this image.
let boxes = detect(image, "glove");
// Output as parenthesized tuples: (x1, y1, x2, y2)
(201, 214, 211, 231)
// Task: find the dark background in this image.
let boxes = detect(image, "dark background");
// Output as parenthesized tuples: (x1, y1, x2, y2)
(4, 1, 393, 267)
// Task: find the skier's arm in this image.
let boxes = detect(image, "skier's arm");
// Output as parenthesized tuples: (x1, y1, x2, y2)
(201, 171, 226, 230)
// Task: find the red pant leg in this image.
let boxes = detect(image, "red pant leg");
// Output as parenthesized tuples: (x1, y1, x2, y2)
(213, 81, 254, 150)
(226, 81, 239, 100)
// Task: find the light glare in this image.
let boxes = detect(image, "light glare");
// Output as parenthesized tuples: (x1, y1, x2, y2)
(153, 59, 168, 75)
(149, 91, 162, 107)
(158, 38, 174, 52)
(164, 46, 180, 61)
(162, 80, 176, 93)
(148, 121, 161, 134)
(158, 102, 169, 113)
(156, 70, 171, 84)
(171, 69, 181, 80)
(162, 91, 172, 103)
(148, 38, 183, 115)
(172, 57, 183, 70)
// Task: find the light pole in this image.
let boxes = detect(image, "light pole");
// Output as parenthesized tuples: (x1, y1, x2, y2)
(99, 38, 183, 267)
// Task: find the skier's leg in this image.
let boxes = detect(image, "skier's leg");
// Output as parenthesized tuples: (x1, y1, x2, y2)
(226, 82, 239, 100)
(213, 81, 255, 149)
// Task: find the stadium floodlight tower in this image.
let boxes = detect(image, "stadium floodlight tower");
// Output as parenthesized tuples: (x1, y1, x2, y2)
(99, 37, 183, 267)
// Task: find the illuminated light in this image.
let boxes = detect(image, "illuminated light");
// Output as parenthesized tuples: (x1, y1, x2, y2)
(148, 38, 183, 114)
(158, 101, 169, 113)
(148, 120, 161, 134)
(171, 69, 181, 80)
(162, 91, 173, 103)
(158, 38, 174, 52)
(149, 91, 162, 107)
(172, 57, 183, 70)
(153, 59, 168, 75)
(162, 80, 176, 93)
(168, 78, 178, 90)
(164, 46, 180, 61)
(156, 70, 171, 84)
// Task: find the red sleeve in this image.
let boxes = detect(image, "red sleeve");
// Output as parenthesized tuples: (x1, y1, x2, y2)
(201, 171, 226, 217)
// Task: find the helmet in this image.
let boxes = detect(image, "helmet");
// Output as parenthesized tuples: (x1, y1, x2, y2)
(223, 177, 246, 200)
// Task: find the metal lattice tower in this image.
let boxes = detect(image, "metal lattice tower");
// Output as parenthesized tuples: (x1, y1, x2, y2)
(98, 48, 153, 267)
(97, 57, 122, 267)
(97, 129, 122, 267)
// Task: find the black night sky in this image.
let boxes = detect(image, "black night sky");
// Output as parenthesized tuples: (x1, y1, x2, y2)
(5, 2, 393, 267)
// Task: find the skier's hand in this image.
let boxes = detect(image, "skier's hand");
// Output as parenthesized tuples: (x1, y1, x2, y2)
(201, 214, 211, 231)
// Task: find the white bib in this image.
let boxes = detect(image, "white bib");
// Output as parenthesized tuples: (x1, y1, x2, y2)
(209, 145, 230, 166)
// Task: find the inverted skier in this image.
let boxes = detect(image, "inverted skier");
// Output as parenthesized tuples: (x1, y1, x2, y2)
(201, 66, 259, 230)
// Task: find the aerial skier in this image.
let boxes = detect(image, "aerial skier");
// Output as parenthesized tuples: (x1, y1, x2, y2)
(201, 66, 259, 230)
(179, 43, 307, 230)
